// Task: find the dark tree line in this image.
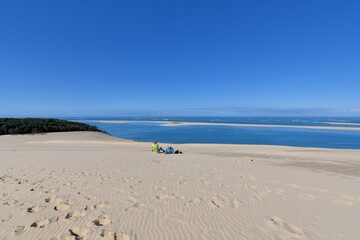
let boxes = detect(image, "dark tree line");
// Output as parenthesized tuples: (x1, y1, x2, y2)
(0, 118, 108, 135)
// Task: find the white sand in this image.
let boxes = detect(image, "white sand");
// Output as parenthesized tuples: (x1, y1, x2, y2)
(1, 132, 360, 240)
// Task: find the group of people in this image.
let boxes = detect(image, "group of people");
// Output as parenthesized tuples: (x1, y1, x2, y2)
(151, 142, 182, 154)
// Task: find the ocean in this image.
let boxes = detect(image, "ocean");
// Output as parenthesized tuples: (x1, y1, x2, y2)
(73, 117, 360, 150)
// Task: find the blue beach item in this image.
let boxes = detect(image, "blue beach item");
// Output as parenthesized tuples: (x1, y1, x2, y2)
(165, 146, 174, 154)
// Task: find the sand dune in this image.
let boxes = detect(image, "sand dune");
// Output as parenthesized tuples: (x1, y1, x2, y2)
(0, 132, 360, 239)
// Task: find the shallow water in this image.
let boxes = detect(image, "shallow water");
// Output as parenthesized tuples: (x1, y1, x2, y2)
(73, 117, 360, 149)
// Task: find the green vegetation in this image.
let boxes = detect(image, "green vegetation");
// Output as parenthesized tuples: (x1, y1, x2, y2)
(0, 118, 108, 135)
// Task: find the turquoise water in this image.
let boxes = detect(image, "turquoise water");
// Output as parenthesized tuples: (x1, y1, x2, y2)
(73, 117, 360, 149)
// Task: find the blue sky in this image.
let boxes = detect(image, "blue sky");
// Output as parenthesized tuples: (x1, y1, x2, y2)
(0, 0, 359, 117)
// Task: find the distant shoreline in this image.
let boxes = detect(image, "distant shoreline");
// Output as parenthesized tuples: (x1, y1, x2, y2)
(74, 120, 360, 131)
(162, 121, 360, 131)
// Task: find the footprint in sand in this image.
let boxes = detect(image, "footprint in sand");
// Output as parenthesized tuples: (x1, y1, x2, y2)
(1, 214, 12, 222)
(241, 184, 258, 190)
(117, 233, 130, 240)
(126, 196, 138, 203)
(270, 216, 304, 238)
(219, 183, 230, 188)
(54, 202, 70, 211)
(154, 186, 167, 191)
(332, 194, 359, 206)
(93, 213, 111, 226)
(122, 177, 134, 182)
(312, 188, 329, 193)
(44, 188, 57, 193)
(156, 193, 185, 200)
(299, 193, 315, 201)
(235, 159, 242, 165)
(247, 175, 257, 180)
(15, 178, 28, 185)
(178, 180, 187, 185)
(258, 186, 285, 196)
(31, 218, 50, 228)
(156, 194, 175, 200)
(189, 198, 204, 204)
(84, 205, 95, 211)
(86, 195, 97, 200)
(114, 187, 125, 193)
(27, 205, 40, 213)
(287, 184, 302, 189)
(231, 198, 239, 208)
(45, 196, 62, 204)
(265, 180, 279, 184)
(94, 201, 111, 209)
(283, 222, 304, 236)
(174, 193, 185, 199)
(29, 187, 39, 192)
(65, 210, 86, 219)
(124, 202, 145, 211)
(49, 216, 60, 223)
(100, 229, 118, 239)
(14, 225, 27, 236)
(70, 227, 89, 239)
(196, 179, 209, 184)
(0, 175, 12, 183)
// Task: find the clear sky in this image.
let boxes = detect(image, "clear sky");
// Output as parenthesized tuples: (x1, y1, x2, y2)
(0, 0, 359, 117)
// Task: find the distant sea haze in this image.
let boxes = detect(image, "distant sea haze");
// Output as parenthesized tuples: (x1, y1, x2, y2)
(73, 117, 360, 150)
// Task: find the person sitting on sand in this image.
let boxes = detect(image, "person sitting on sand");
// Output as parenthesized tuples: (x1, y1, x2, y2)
(152, 142, 164, 153)
(164, 145, 174, 154)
